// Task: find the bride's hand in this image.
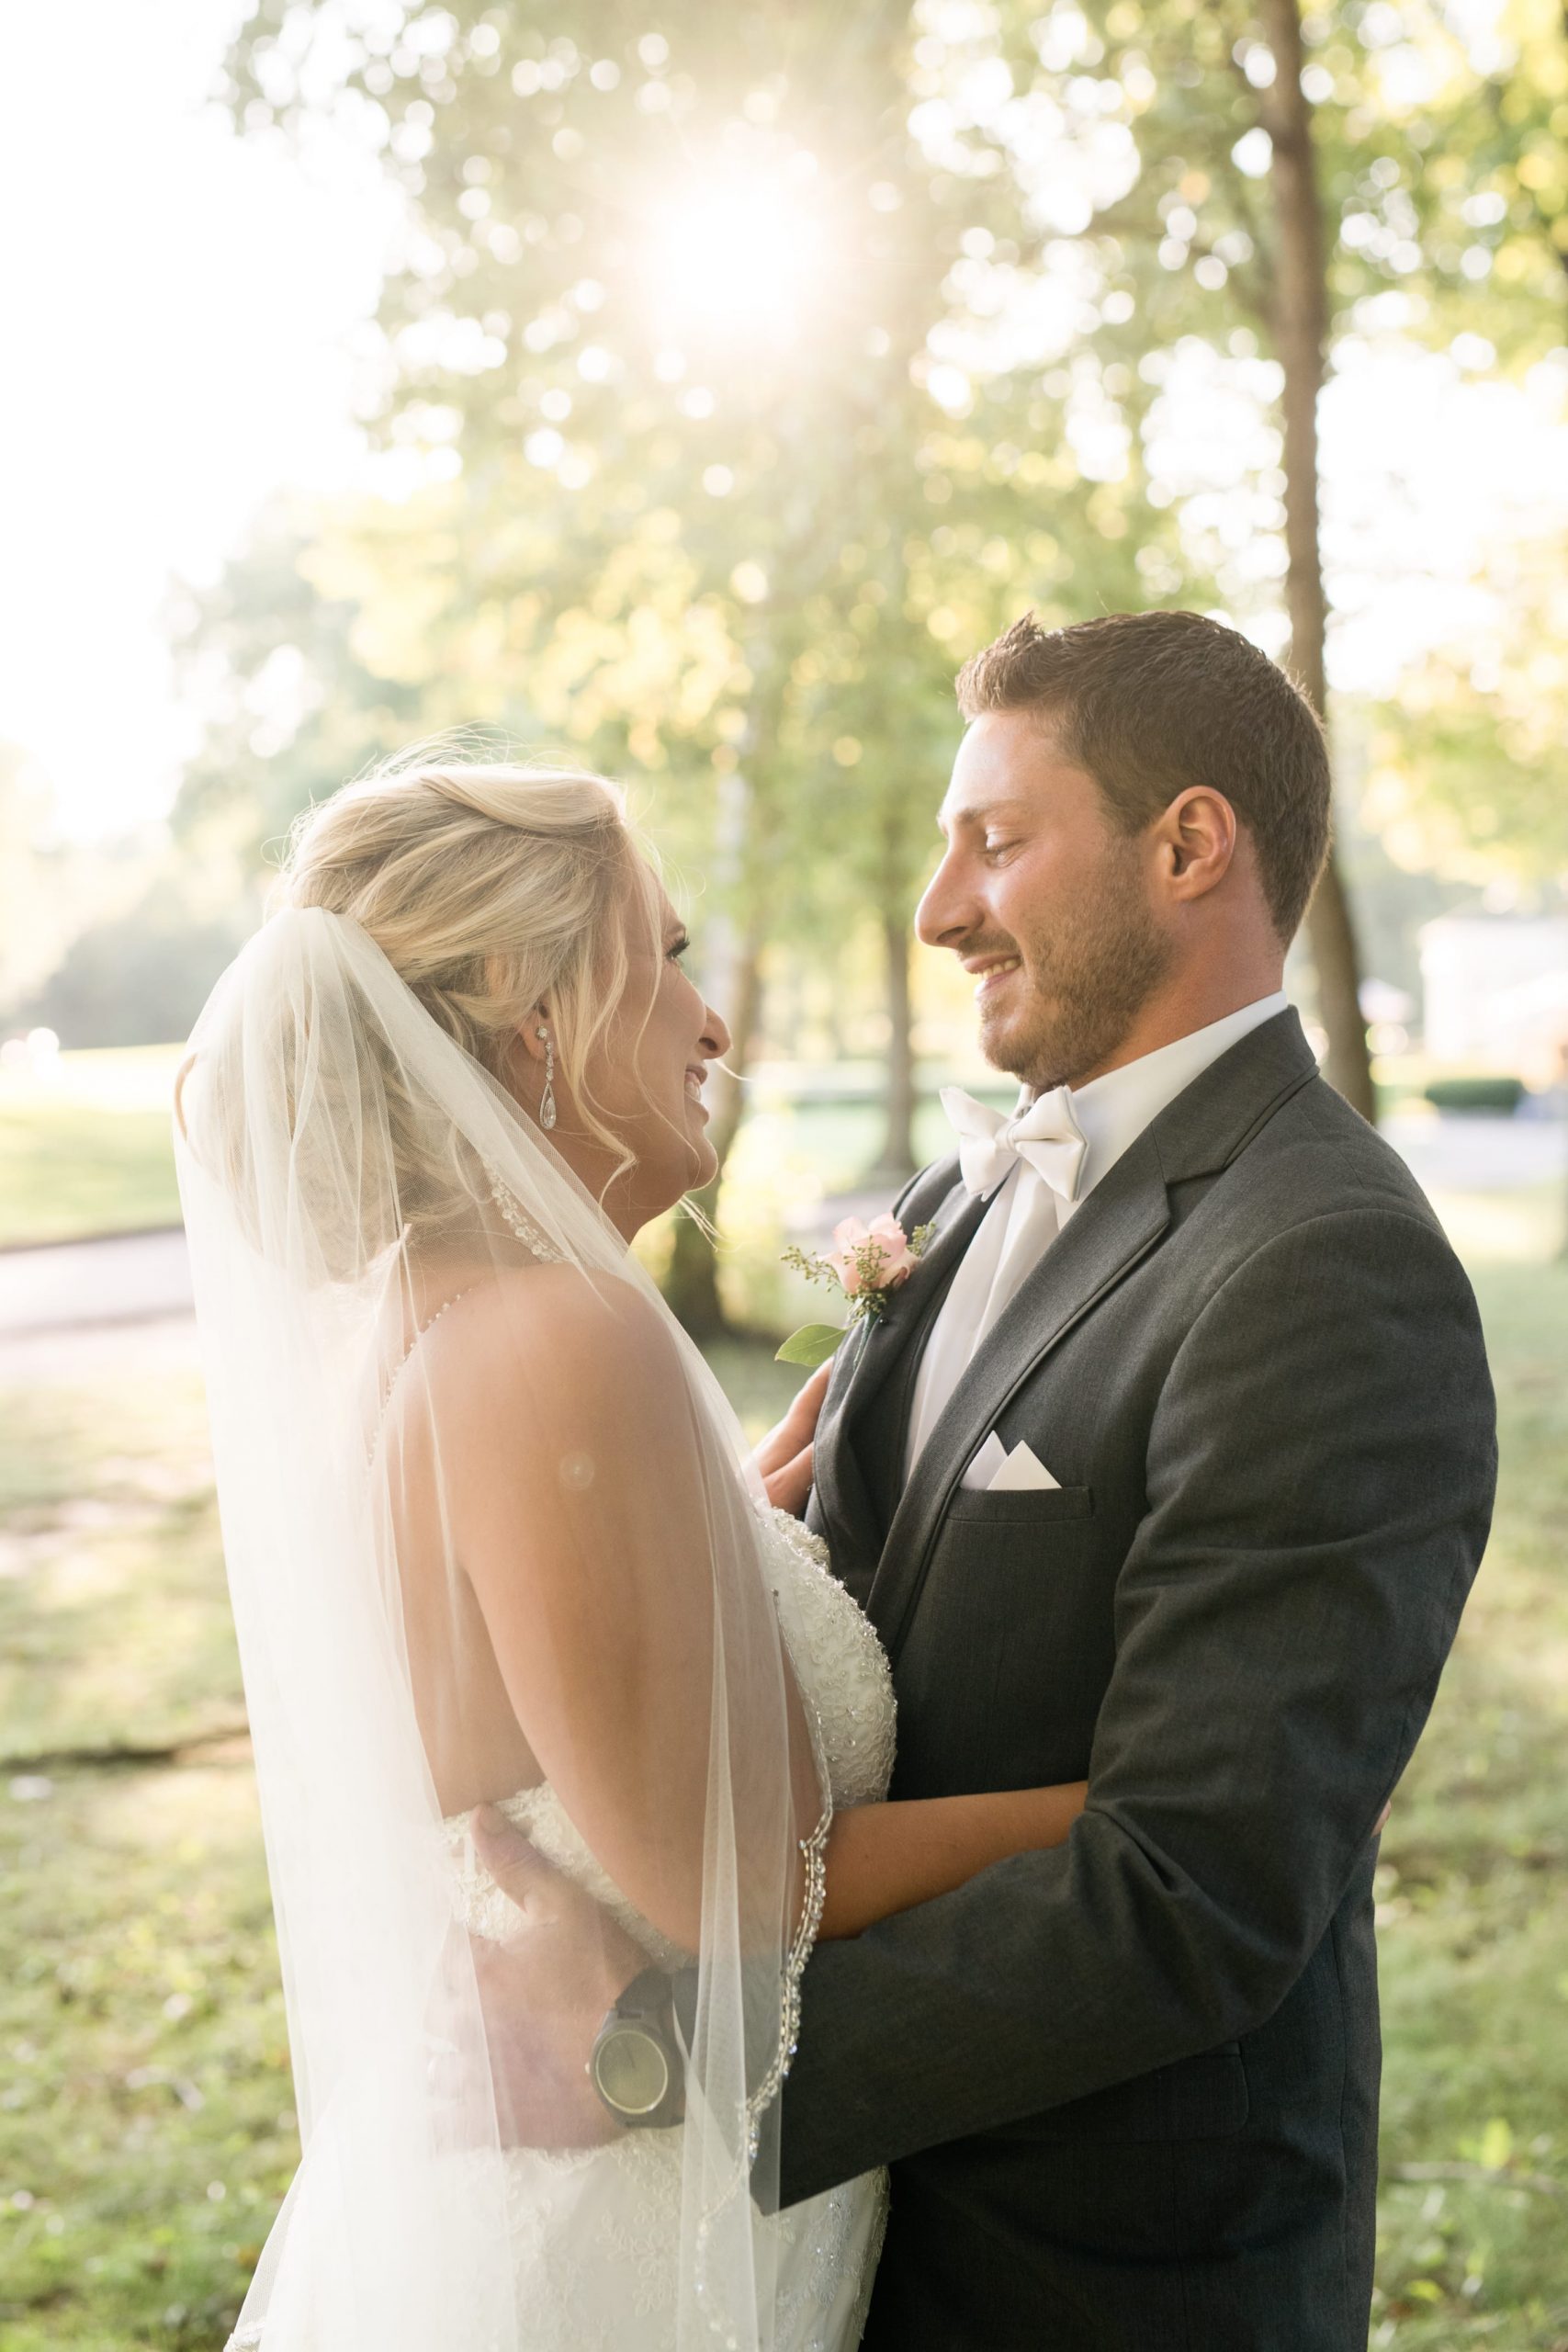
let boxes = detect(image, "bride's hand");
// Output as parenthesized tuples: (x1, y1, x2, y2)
(755, 1359, 833, 1518)
(465, 1805, 648, 2150)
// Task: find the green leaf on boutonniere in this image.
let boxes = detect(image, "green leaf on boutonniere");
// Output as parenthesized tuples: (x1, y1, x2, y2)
(774, 1323, 844, 1369)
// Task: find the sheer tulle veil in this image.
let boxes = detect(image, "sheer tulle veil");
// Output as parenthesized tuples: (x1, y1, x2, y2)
(174, 900, 829, 2351)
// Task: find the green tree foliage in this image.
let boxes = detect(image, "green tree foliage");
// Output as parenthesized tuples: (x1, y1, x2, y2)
(216, 0, 1190, 872)
(173, 506, 428, 872)
(1360, 529, 1568, 882)
(1004, 0, 1565, 355)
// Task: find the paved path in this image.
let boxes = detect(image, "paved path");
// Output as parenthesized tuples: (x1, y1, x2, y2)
(0, 1227, 192, 1337)
(1383, 1109, 1567, 1194)
(0, 1230, 196, 1384)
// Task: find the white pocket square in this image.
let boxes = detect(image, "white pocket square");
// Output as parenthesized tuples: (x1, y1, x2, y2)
(961, 1433, 1062, 1493)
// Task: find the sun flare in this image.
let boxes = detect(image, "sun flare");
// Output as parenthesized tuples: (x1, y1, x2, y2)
(644, 166, 829, 345)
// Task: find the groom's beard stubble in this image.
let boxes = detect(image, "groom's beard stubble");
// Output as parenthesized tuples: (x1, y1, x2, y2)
(981, 842, 1174, 1093)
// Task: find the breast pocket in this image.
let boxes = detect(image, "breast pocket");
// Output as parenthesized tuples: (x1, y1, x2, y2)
(894, 1486, 1108, 1792)
(945, 1485, 1095, 1536)
(939, 1486, 1098, 1582)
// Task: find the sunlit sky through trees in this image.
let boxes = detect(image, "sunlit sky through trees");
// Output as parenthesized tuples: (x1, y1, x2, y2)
(3, 0, 1564, 842)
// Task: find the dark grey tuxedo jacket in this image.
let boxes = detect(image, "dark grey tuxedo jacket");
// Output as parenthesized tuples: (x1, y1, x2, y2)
(779, 1008, 1495, 2351)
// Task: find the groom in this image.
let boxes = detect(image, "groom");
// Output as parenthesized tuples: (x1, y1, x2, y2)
(482, 609, 1496, 2348)
(761, 608, 1496, 2347)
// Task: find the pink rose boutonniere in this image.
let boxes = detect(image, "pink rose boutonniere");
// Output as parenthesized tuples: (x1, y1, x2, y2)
(776, 1212, 934, 1368)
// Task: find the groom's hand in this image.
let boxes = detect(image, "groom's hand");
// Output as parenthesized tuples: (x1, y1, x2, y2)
(755, 1359, 833, 1518)
(465, 1805, 645, 2150)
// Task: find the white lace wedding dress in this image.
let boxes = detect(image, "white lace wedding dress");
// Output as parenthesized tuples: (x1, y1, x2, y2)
(444, 1508, 896, 2352)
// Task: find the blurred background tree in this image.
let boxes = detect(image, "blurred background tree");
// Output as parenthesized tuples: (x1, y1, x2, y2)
(0, 741, 254, 1053)
(1364, 527, 1568, 887)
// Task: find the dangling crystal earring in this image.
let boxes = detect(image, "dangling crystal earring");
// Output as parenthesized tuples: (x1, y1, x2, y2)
(536, 1024, 558, 1131)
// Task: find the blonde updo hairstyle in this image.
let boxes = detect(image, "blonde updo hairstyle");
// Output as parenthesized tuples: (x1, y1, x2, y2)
(178, 752, 667, 1269)
(290, 747, 663, 1151)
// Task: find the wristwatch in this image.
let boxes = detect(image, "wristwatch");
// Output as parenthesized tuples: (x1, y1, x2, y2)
(588, 1967, 687, 2130)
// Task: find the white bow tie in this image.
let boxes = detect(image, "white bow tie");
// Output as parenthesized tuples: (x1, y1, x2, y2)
(941, 1085, 1089, 1204)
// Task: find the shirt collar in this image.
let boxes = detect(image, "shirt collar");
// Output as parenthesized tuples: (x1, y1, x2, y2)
(1016, 992, 1291, 1206)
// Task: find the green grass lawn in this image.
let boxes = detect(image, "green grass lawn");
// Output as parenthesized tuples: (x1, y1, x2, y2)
(0, 1258, 1563, 2348)
(0, 1051, 185, 1250)
(1368, 1262, 1568, 2347)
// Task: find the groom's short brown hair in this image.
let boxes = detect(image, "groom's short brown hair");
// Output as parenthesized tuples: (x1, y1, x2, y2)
(955, 610, 1331, 943)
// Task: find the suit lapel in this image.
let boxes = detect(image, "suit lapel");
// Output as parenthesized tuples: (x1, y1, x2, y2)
(839, 1173, 987, 1442)
(845, 1185, 989, 1541)
(805, 1420, 882, 1607)
(863, 1008, 1322, 1661)
(865, 1130, 1170, 1658)
(807, 1160, 983, 1596)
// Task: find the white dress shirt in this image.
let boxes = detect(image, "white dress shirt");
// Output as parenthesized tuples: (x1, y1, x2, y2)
(902, 992, 1290, 1483)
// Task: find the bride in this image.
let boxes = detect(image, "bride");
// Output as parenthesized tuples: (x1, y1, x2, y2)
(174, 754, 1089, 2352)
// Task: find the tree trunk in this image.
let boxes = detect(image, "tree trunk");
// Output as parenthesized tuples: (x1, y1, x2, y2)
(660, 597, 799, 1331)
(660, 923, 766, 1340)
(1303, 857, 1375, 1116)
(869, 911, 918, 1183)
(1260, 0, 1378, 1124)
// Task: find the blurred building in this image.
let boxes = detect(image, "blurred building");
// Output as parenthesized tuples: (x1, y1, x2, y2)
(1419, 914, 1568, 1081)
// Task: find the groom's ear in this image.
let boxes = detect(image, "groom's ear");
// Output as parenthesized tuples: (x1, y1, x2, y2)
(1158, 786, 1238, 903)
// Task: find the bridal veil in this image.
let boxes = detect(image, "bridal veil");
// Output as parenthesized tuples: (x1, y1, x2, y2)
(175, 892, 828, 2351)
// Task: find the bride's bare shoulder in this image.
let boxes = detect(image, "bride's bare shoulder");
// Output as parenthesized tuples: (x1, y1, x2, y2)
(423, 1267, 704, 1553)
(431, 1261, 682, 1421)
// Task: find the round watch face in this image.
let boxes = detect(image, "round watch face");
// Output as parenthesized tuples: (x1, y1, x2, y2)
(592, 2023, 671, 2118)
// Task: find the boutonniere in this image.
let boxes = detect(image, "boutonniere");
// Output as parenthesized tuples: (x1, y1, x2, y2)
(775, 1214, 934, 1368)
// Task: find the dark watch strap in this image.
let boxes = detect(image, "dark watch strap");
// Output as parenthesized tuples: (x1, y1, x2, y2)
(616, 1965, 680, 2035)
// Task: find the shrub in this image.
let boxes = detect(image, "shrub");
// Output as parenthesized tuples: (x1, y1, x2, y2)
(1424, 1076, 1528, 1116)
